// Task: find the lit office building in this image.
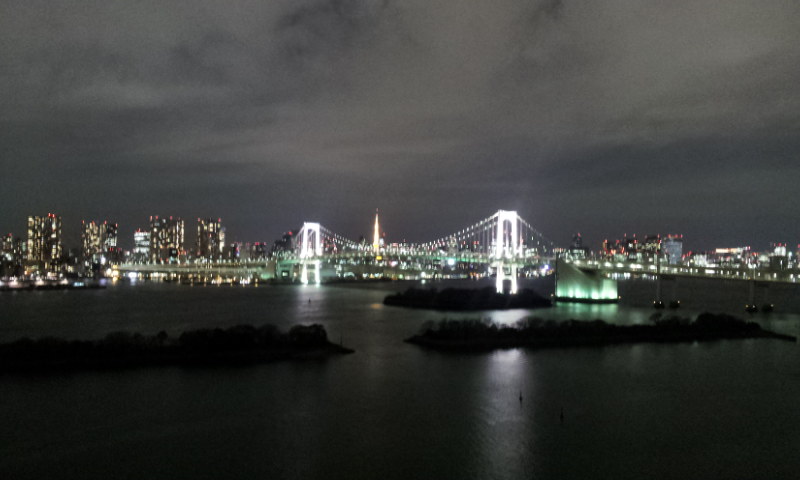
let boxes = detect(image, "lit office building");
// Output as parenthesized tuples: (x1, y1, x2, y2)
(224, 242, 240, 261)
(82, 221, 102, 265)
(196, 218, 225, 261)
(662, 235, 683, 265)
(643, 235, 661, 260)
(104, 222, 118, 249)
(133, 230, 151, 263)
(249, 242, 268, 260)
(149, 216, 184, 263)
(769, 243, 788, 271)
(26, 213, 62, 274)
(2, 233, 13, 262)
(81, 220, 119, 271)
(1, 233, 24, 277)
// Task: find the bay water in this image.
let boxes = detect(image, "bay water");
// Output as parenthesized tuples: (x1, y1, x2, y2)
(1, 277, 799, 479)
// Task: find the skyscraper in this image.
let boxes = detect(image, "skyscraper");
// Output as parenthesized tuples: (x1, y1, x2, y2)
(149, 216, 184, 263)
(2, 233, 13, 262)
(196, 218, 225, 261)
(26, 213, 62, 274)
(662, 235, 683, 265)
(1, 233, 24, 277)
(133, 229, 151, 263)
(81, 220, 119, 271)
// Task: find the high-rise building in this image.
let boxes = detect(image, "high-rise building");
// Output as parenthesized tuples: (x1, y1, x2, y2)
(82, 221, 102, 266)
(249, 242, 268, 260)
(224, 242, 240, 261)
(567, 233, 589, 259)
(643, 235, 661, 259)
(81, 220, 119, 271)
(271, 231, 297, 258)
(26, 213, 62, 274)
(769, 243, 788, 271)
(133, 229, 151, 263)
(104, 222, 118, 249)
(196, 218, 225, 261)
(149, 216, 184, 263)
(1, 233, 23, 277)
(2, 233, 13, 262)
(662, 235, 683, 265)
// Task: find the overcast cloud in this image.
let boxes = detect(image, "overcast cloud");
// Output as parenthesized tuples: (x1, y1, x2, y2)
(1, 0, 798, 249)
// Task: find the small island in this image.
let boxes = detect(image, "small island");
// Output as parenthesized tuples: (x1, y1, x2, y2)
(0, 324, 353, 373)
(405, 313, 795, 351)
(384, 286, 552, 311)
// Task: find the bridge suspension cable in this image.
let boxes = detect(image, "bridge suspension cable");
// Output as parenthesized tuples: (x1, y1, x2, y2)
(417, 210, 556, 257)
(295, 223, 362, 257)
(319, 225, 361, 251)
(293, 210, 556, 258)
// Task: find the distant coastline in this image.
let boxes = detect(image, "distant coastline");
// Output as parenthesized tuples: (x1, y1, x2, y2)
(405, 313, 795, 352)
(0, 324, 353, 373)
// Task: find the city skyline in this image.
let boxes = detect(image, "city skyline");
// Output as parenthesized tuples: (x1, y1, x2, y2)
(4, 210, 800, 265)
(1, 208, 799, 254)
(1, 2, 798, 251)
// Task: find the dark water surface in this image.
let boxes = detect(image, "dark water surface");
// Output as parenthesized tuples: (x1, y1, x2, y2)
(2, 278, 800, 479)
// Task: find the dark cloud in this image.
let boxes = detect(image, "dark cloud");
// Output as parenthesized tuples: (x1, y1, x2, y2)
(1, 0, 798, 250)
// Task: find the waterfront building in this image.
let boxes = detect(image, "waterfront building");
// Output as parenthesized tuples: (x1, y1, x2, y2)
(662, 235, 683, 265)
(712, 247, 751, 267)
(602, 233, 685, 265)
(249, 242, 268, 260)
(271, 231, 297, 258)
(81, 220, 119, 271)
(82, 221, 102, 268)
(26, 213, 62, 274)
(133, 230, 150, 263)
(104, 222, 118, 249)
(224, 242, 240, 261)
(601, 235, 638, 261)
(149, 216, 184, 263)
(768, 243, 788, 271)
(2, 233, 13, 262)
(567, 233, 589, 259)
(1, 233, 24, 277)
(643, 235, 661, 260)
(196, 218, 225, 261)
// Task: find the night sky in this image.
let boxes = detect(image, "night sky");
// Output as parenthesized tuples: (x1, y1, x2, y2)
(1, 0, 798, 251)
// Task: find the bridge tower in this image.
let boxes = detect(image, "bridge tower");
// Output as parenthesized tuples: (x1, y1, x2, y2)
(299, 222, 322, 285)
(493, 210, 519, 294)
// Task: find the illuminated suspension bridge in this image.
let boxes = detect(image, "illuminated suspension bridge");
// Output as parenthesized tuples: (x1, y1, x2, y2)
(113, 209, 800, 297)
(116, 210, 556, 293)
(292, 210, 555, 292)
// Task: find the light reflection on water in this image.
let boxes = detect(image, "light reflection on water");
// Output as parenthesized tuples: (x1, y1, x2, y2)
(1, 278, 800, 479)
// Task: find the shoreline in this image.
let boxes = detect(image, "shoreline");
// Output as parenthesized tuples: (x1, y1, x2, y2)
(405, 314, 796, 352)
(384, 286, 552, 311)
(0, 324, 354, 373)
